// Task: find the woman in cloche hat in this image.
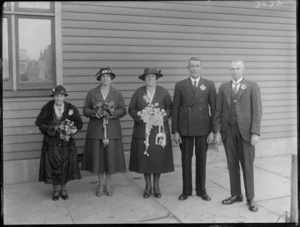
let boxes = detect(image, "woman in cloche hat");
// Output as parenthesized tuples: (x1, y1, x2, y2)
(128, 67, 174, 199)
(81, 67, 127, 197)
(35, 85, 83, 201)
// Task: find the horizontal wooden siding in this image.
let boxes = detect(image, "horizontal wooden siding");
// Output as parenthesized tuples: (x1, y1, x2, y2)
(3, 1, 296, 161)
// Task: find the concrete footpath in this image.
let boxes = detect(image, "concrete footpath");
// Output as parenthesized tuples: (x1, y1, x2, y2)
(3, 149, 297, 224)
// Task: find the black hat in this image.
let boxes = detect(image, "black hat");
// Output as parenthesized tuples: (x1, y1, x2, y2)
(139, 67, 163, 81)
(96, 67, 116, 81)
(49, 85, 68, 97)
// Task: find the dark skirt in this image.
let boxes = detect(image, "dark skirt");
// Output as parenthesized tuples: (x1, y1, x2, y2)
(129, 136, 174, 174)
(81, 139, 126, 174)
(39, 140, 81, 185)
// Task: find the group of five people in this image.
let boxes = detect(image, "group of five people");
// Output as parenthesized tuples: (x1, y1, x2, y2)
(35, 57, 262, 213)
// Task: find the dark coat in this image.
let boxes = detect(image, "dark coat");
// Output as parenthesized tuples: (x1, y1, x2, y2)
(83, 85, 126, 139)
(172, 77, 217, 136)
(35, 100, 83, 184)
(35, 100, 83, 140)
(128, 85, 172, 139)
(214, 78, 263, 142)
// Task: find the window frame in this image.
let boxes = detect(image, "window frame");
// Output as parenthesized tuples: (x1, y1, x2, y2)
(15, 2, 54, 13)
(15, 15, 56, 90)
(2, 15, 13, 90)
(3, 2, 62, 98)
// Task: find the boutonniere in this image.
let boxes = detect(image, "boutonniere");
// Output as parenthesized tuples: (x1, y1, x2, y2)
(241, 84, 247, 90)
(68, 109, 74, 116)
(200, 84, 206, 90)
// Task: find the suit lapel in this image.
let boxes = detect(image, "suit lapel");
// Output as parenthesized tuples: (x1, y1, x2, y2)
(224, 82, 232, 106)
(189, 77, 207, 107)
(151, 86, 160, 105)
(183, 78, 194, 99)
(105, 86, 116, 102)
(236, 79, 248, 101)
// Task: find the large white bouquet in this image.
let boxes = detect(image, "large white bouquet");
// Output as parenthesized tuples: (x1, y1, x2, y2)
(137, 93, 167, 156)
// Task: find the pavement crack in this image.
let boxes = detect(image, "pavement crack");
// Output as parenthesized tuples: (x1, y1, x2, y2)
(254, 165, 291, 179)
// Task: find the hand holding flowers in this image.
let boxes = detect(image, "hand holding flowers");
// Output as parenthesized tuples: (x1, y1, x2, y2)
(93, 100, 115, 147)
(57, 119, 77, 142)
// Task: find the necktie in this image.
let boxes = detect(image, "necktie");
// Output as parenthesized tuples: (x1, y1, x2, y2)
(193, 81, 197, 91)
(233, 83, 239, 95)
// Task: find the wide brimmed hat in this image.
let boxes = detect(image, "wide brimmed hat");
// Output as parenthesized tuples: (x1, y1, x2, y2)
(49, 85, 68, 97)
(139, 67, 163, 81)
(96, 67, 116, 81)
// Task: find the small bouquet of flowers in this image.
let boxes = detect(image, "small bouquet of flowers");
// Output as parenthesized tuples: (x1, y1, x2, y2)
(57, 119, 78, 142)
(138, 94, 167, 156)
(93, 100, 115, 147)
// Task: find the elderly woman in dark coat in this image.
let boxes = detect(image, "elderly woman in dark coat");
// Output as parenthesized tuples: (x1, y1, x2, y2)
(35, 85, 83, 201)
(129, 68, 174, 199)
(81, 67, 127, 197)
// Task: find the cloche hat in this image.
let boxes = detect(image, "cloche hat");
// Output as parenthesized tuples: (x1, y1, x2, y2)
(139, 67, 163, 81)
(49, 85, 68, 97)
(96, 67, 116, 81)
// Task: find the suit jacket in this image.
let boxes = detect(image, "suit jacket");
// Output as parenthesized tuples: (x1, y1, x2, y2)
(214, 78, 262, 142)
(83, 85, 126, 139)
(128, 85, 172, 139)
(172, 77, 217, 136)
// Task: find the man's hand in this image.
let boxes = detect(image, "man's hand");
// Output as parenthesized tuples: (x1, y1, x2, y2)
(207, 132, 215, 143)
(215, 131, 222, 144)
(173, 132, 182, 144)
(251, 134, 260, 146)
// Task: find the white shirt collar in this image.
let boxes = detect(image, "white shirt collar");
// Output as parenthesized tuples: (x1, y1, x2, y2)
(190, 76, 200, 85)
(232, 77, 243, 84)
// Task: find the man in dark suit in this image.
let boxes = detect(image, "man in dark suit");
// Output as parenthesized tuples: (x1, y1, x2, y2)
(214, 59, 262, 212)
(172, 57, 217, 201)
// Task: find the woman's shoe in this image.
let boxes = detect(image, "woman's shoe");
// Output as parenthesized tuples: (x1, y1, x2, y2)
(96, 185, 105, 197)
(143, 188, 152, 198)
(153, 188, 162, 198)
(106, 185, 113, 196)
(52, 191, 60, 201)
(60, 190, 69, 200)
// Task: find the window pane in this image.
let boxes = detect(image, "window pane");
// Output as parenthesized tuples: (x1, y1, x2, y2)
(2, 18, 9, 82)
(18, 2, 51, 10)
(18, 18, 54, 83)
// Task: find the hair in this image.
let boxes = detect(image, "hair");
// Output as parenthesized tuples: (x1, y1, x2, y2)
(188, 57, 202, 66)
(230, 58, 245, 69)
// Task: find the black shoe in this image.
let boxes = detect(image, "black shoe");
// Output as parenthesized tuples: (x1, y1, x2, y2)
(52, 191, 60, 201)
(178, 193, 191, 200)
(196, 193, 211, 201)
(143, 188, 152, 198)
(60, 190, 69, 200)
(222, 195, 243, 205)
(153, 188, 162, 198)
(247, 199, 258, 212)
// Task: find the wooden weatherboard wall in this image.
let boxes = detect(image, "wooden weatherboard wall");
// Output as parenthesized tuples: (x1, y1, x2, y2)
(3, 1, 296, 162)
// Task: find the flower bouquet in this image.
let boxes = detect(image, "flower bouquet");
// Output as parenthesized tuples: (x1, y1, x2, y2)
(93, 100, 115, 147)
(138, 94, 167, 156)
(57, 119, 78, 142)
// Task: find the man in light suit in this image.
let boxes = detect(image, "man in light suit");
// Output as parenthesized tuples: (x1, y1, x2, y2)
(215, 59, 262, 212)
(172, 57, 217, 201)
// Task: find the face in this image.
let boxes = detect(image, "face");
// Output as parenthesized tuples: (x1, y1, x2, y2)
(187, 60, 202, 79)
(100, 74, 112, 86)
(54, 94, 65, 106)
(144, 74, 157, 87)
(230, 61, 244, 81)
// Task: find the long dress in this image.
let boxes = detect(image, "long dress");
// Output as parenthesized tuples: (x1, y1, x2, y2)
(35, 100, 83, 185)
(128, 85, 174, 174)
(81, 85, 127, 174)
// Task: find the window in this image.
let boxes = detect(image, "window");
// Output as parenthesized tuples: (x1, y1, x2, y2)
(2, 2, 61, 97)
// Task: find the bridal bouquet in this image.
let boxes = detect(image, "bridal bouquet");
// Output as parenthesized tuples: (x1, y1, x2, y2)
(57, 119, 77, 142)
(94, 100, 115, 147)
(138, 93, 167, 156)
